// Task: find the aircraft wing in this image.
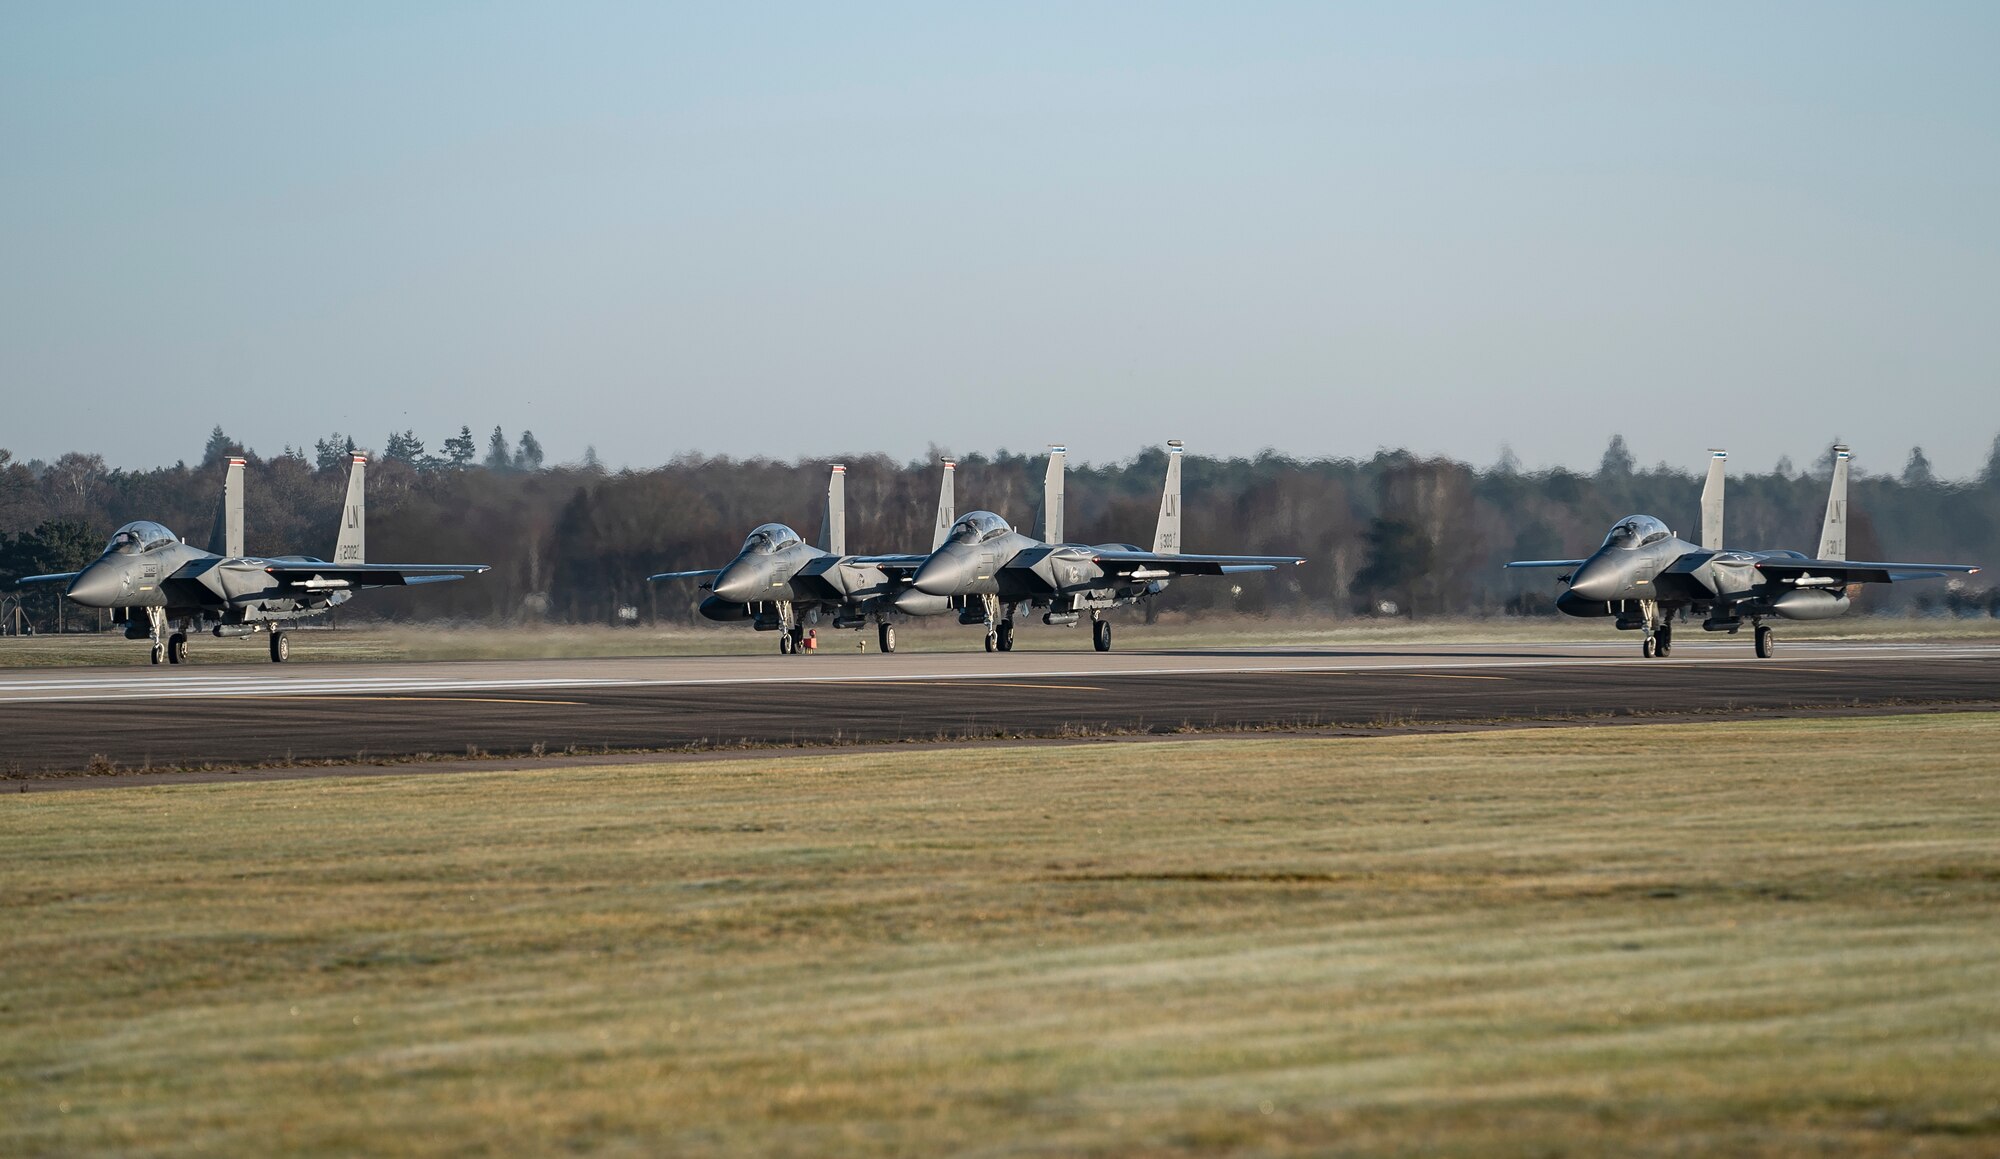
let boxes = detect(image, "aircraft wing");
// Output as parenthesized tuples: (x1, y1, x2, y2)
(262, 562, 490, 588)
(1086, 549, 1305, 578)
(647, 568, 723, 582)
(13, 572, 81, 586)
(1754, 558, 1981, 585)
(1504, 559, 1585, 569)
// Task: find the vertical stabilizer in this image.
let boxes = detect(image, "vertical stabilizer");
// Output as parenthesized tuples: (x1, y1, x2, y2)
(1817, 444, 1850, 560)
(207, 456, 246, 557)
(931, 459, 957, 551)
(1034, 446, 1066, 544)
(1152, 440, 1184, 555)
(819, 465, 847, 555)
(1700, 449, 1726, 550)
(334, 453, 366, 564)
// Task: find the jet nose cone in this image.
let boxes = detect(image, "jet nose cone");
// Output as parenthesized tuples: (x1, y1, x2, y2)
(709, 567, 758, 603)
(911, 554, 965, 597)
(1566, 558, 1619, 601)
(65, 563, 123, 608)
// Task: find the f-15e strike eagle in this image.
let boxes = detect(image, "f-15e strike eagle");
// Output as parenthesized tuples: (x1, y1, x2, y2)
(15, 454, 489, 664)
(648, 460, 959, 654)
(1508, 445, 1980, 658)
(900, 442, 1307, 652)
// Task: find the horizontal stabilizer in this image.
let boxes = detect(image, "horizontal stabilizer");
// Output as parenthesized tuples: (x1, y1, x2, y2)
(1089, 549, 1304, 578)
(265, 562, 490, 588)
(1754, 558, 1979, 586)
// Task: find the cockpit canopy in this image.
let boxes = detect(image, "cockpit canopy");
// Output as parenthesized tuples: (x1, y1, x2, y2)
(106, 521, 177, 555)
(948, 511, 1011, 545)
(741, 523, 803, 555)
(1602, 514, 1672, 550)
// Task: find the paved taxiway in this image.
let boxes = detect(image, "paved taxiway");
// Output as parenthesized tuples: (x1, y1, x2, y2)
(2, 640, 1994, 775)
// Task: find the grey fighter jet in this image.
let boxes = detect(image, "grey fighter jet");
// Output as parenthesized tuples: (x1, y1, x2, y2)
(14, 453, 489, 663)
(649, 460, 957, 654)
(897, 441, 1306, 652)
(1508, 445, 1980, 658)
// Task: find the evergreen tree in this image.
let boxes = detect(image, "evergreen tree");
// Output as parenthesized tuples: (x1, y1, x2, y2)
(442, 426, 477, 469)
(314, 434, 356, 472)
(201, 425, 243, 468)
(384, 429, 426, 467)
(484, 426, 512, 471)
(1598, 434, 1634, 477)
(1902, 446, 1935, 487)
(514, 430, 545, 471)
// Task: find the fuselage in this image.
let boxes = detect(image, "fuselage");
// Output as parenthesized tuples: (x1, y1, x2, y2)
(63, 521, 354, 624)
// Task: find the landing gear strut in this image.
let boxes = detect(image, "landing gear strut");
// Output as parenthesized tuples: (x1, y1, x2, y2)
(1754, 623, 1774, 659)
(1638, 600, 1670, 659)
(146, 607, 167, 665)
(877, 622, 896, 654)
(979, 594, 1002, 653)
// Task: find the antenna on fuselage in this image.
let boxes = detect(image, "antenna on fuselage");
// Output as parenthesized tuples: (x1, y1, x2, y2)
(1700, 449, 1726, 550)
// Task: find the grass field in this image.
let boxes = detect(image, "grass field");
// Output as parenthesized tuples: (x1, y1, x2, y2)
(4, 611, 1999, 666)
(4, 715, 1997, 1157)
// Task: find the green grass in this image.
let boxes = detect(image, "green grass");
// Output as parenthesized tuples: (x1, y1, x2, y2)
(4, 611, 1998, 666)
(4, 715, 1997, 1156)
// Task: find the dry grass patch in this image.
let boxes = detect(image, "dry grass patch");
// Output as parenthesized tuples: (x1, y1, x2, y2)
(3, 715, 1997, 1156)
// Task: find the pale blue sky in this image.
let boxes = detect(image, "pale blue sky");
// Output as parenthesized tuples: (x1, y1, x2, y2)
(4, 3, 1996, 476)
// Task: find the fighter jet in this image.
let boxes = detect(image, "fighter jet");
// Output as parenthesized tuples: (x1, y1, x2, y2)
(897, 441, 1306, 652)
(1507, 445, 1980, 657)
(649, 460, 957, 654)
(13, 454, 489, 663)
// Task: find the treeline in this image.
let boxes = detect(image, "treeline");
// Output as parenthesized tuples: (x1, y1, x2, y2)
(4, 428, 1999, 629)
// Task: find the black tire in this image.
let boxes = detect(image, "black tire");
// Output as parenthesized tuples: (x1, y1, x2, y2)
(996, 620, 1014, 652)
(878, 623, 896, 654)
(168, 633, 188, 664)
(150, 643, 165, 665)
(1755, 625, 1774, 659)
(269, 631, 289, 663)
(1656, 624, 1672, 657)
(1093, 619, 1112, 652)
(983, 630, 997, 653)
(1642, 634, 1658, 659)
(779, 633, 793, 655)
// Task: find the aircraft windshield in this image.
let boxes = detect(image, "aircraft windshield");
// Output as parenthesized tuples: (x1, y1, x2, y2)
(741, 524, 802, 555)
(1602, 515, 1671, 550)
(106, 521, 176, 554)
(948, 511, 1010, 545)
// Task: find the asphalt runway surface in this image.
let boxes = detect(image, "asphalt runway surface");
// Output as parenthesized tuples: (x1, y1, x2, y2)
(3, 639, 1997, 778)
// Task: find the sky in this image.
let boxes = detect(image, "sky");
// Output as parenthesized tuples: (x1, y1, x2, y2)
(3, 3, 1997, 478)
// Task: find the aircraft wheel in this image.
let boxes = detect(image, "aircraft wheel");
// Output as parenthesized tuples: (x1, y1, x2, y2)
(878, 623, 896, 654)
(983, 630, 997, 653)
(1656, 625, 1672, 657)
(1755, 625, 1774, 659)
(168, 633, 188, 664)
(150, 642, 165, 665)
(1093, 619, 1112, 652)
(789, 627, 807, 655)
(269, 631, 289, 663)
(1641, 633, 1658, 659)
(996, 620, 1014, 652)
(779, 633, 794, 655)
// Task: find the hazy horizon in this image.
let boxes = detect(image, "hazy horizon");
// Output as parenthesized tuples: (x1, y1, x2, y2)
(6, 4, 1996, 478)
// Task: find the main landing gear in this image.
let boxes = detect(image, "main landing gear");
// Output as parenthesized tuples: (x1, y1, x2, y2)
(1754, 623, 1775, 659)
(167, 633, 189, 665)
(1092, 615, 1112, 653)
(269, 630, 290, 663)
(877, 622, 896, 654)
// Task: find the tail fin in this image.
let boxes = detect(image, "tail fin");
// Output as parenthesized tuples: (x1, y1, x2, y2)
(1152, 440, 1183, 555)
(334, 453, 366, 564)
(1817, 444, 1850, 560)
(818, 465, 847, 555)
(931, 459, 957, 551)
(1700, 449, 1726, 550)
(1034, 445, 1066, 544)
(206, 456, 246, 557)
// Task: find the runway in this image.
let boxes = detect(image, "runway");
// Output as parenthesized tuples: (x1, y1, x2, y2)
(2, 640, 1996, 776)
